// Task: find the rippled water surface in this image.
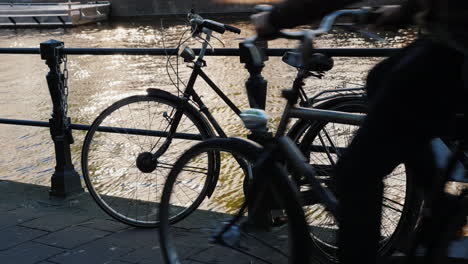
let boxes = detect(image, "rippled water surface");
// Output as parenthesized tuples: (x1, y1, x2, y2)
(0, 17, 416, 194)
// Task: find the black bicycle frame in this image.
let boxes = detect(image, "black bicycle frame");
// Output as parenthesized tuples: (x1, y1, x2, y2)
(268, 68, 365, 216)
(180, 61, 242, 139)
(167, 31, 366, 218)
(154, 30, 263, 198)
(159, 28, 263, 148)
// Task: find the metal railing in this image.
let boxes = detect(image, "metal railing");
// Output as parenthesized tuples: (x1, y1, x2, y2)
(0, 40, 397, 197)
(0, 46, 397, 56)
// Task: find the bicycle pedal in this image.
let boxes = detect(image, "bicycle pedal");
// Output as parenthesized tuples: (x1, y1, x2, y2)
(272, 216, 288, 227)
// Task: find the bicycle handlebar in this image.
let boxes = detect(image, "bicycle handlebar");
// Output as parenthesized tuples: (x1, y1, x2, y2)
(316, 8, 371, 35)
(189, 13, 241, 34)
(247, 7, 373, 44)
(240, 8, 376, 71)
(224, 24, 242, 34)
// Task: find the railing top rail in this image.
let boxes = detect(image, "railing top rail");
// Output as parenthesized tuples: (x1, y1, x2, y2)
(0, 2, 82, 6)
(0, 47, 398, 57)
(0, 14, 69, 17)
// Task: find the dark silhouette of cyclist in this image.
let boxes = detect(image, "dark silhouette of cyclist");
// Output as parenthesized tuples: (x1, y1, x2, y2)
(252, 1, 468, 263)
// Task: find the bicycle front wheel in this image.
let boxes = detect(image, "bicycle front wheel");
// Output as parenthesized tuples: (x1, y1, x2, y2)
(159, 138, 312, 264)
(291, 97, 419, 263)
(82, 93, 216, 227)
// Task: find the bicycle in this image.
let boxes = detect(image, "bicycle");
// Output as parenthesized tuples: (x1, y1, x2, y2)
(159, 8, 422, 264)
(402, 138, 467, 264)
(81, 11, 369, 227)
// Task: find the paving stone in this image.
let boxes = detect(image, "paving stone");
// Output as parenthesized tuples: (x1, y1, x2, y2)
(34, 226, 110, 249)
(449, 237, 468, 259)
(120, 245, 163, 264)
(187, 248, 240, 263)
(77, 218, 130, 232)
(0, 203, 20, 212)
(0, 225, 48, 250)
(104, 260, 135, 264)
(49, 237, 134, 264)
(170, 228, 213, 248)
(188, 245, 281, 264)
(168, 246, 216, 263)
(0, 207, 46, 230)
(120, 243, 208, 264)
(0, 241, 63, 264)
(104, 228, 159, 248)
(19, 213, 93, 232)
(165, 228, 240, 261)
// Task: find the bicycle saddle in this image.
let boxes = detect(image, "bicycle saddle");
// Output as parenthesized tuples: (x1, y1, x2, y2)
(282, 51, 334, 72)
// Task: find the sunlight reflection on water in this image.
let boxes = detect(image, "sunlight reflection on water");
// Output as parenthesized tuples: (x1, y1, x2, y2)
(0, 18, 415, 198)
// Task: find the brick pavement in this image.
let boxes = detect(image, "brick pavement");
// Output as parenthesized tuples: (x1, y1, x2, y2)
(0, 180, 466, 264)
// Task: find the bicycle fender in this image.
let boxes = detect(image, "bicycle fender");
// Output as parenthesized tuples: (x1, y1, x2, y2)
(287, 95, 366, 140)
(146, 88, 179, 100)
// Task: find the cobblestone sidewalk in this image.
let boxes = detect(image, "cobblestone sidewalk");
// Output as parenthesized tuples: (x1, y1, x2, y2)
(0, 180, 466, 264)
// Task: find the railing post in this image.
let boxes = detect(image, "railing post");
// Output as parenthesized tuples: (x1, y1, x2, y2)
(240, 40, 268, 110)
(40, 39, 84, 198)
(239, 40, 275, 229)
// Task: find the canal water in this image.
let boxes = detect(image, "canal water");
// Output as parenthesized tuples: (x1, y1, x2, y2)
(0, 17, 415, 185)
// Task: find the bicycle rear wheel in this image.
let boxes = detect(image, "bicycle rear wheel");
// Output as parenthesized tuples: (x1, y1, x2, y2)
(291, 97, 419, 263)
(159, 138, 312, 264)
(82, 93, 217, 227)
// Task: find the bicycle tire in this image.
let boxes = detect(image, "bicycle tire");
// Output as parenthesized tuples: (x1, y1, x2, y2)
(82, 92, 217, 227)
(423, 191, 468, 264)
(159, 138, 313, 264)
(289, 96, 421, 263)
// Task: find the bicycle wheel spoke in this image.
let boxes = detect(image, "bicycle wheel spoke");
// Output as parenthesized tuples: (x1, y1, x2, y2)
(83, 95, 211, 227)
(159, 141, 309, 264)
(317, 133, 336, 167)
(382, 197, 404, 212)
(158, 162, 208, 174)
(322, 127, 342, 158)
(291, 100, 416, 263)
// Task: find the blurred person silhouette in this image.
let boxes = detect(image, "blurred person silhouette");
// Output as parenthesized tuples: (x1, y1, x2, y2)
(252, 1, 468, 263)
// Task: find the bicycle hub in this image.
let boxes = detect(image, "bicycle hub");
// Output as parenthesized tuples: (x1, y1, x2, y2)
(136, 152, 158, 173)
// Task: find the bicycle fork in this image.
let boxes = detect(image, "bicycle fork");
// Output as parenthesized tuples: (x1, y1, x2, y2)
(135, 105, 186, 174)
